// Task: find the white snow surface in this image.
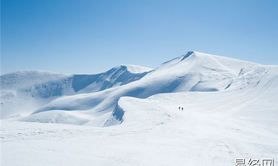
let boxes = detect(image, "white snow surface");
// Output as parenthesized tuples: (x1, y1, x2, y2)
(0, 64, 151, 118)
(1, 51, 278, 166)
(120, 64, 152, 73)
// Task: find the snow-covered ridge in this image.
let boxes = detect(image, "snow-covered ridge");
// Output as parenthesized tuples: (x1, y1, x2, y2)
(1, 64, 152, 94)
(0, 70, 68, 90)
(0, 64, 152, 118)
(117, 64, 152, 74)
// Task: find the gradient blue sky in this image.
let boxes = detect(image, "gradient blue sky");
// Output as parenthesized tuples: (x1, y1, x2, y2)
(2, 0, 278, 74)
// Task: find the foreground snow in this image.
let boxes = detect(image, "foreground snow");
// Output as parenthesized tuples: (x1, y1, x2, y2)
(2, 87, 278, 166)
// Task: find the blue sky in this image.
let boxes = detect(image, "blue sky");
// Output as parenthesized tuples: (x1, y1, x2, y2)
(2, 0, 278, 74)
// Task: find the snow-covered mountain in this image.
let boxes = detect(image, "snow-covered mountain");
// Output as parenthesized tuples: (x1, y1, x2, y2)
(1, 51, 278, 166)
(0, 64, 152, 118)
(1, 51, 277, 126)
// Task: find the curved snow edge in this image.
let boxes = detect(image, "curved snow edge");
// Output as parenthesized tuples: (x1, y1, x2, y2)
(104, 100, 125, 126)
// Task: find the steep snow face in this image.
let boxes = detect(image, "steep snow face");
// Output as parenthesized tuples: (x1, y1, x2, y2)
(76, 65, 152, 93)
(19, 51, 278, 126)
(0, 65, 151, 118)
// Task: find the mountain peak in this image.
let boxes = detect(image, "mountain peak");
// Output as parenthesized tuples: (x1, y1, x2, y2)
(115, 64, 152, 74)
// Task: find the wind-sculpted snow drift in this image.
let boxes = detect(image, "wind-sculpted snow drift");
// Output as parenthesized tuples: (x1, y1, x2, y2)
(1, 51, 277, 126)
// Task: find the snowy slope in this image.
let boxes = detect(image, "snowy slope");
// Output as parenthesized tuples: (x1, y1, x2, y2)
(0, 65, 152, 118)
(2, 83, 278, 166)
(23, 51, 276, 126)
(1, 51, 278, 166)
